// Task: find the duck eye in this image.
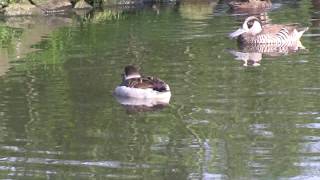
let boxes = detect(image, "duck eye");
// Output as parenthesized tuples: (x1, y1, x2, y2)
(247, 20, 255, 29)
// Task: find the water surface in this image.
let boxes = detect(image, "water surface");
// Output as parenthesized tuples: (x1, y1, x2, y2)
(0, 1, 319, 179)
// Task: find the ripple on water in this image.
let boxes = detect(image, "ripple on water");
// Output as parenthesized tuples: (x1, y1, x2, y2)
(249, 124, 274, 138)
(0, 156, 159, 169)
(2, 165, 142, 179)
(0, 145, 63, 156)
(296, 123, 320, 129)
(300, 141, 320, 154)
(294, 156, 320, 169)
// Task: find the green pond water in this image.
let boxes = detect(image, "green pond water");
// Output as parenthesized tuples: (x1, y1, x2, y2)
(0, 1, 320, 179)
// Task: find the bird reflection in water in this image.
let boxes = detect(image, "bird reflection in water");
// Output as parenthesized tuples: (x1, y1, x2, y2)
(114, 95, 171, 113)
(228, 41, 306, 66)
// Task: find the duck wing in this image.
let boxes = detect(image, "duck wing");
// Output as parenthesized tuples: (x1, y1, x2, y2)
(261, 24, 297, 35)
(123, 76, 169, 92)
(228, 0, 271, 9)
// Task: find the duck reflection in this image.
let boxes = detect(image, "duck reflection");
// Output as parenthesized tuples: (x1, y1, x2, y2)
(114, 95, 170, 113)
(228, 49, 262, 66)
(228, 41, 306, 66)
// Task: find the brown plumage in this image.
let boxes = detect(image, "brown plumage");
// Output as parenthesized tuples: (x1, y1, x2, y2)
(121, 76, 168, 92)
(121, 65, 169, 92)
(228, 0, 272, 9)
(229, 16, 309, 44)
(260, 24, 296, 34)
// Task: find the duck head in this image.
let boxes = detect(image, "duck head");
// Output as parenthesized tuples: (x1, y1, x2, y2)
(123, 65, 141, 80)
(229, 16, 262, 38)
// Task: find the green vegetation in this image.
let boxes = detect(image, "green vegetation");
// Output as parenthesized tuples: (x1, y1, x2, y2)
(0, 25, 22, 47)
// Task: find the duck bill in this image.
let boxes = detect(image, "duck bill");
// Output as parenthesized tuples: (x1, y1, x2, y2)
(229, 28, 247, 38)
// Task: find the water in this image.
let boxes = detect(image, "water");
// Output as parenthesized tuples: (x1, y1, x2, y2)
(0, 1, 319, 179)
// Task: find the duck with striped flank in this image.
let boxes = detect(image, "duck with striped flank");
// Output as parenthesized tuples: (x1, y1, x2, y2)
(229, 16, 309, 45)
(114, 65, 171, 101)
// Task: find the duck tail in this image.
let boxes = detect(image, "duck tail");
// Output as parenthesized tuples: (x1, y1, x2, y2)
(153, 83, 168, 92)
(296, 27, 309, 39)
(152, 79, 169, 92)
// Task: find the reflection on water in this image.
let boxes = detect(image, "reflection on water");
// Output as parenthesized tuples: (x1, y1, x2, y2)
(179, 0, 217, 20)
(0, 1, 319, 179)
(0, 16, 73, 77)
(228, 49, 262, 66)
(114, 95, 170, 113)
(0, 49, 10, 76)
(228, 41, 306, 66)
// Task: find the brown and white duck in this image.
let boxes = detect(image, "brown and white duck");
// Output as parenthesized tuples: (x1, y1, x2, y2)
(229, 16, 308, 45)
(228, 0, 272, 10)
(114, 65, 171, 100)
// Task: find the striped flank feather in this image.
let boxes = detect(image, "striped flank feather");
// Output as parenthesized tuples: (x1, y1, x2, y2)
(230, 16, 308, 45)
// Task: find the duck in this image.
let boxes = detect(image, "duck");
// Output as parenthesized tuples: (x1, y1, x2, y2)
(229, 16, 308, 45)
(114, 65, 171, 100)
(228, 0, 272, 10)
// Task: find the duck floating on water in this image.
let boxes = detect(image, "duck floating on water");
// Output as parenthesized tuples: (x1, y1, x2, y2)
(228, 0, 272, 10)
(114, 65, 171, 101)
(229, 16, 309, 45)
